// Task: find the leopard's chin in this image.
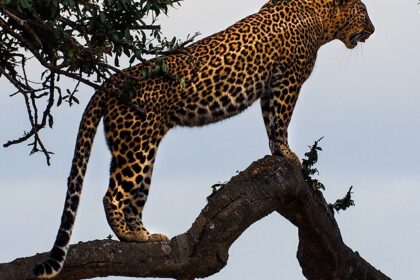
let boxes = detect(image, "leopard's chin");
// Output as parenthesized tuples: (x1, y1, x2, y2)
(347, 31, 373, 48)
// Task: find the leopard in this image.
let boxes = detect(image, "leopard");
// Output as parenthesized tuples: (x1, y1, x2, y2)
(34, 0, 374, 277)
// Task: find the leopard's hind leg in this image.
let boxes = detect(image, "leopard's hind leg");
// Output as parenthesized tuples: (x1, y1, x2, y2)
(103, 102, 168, 242)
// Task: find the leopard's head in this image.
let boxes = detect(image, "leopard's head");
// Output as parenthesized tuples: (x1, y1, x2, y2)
(325, 0, 375, 49)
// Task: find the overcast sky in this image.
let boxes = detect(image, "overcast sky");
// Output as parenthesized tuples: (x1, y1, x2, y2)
(1, 0, 419, 279)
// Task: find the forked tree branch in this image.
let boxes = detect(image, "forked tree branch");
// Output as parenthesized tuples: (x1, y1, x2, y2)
(0, 156, 391, 280)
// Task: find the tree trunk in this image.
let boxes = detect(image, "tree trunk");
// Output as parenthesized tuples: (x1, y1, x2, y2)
(0, 156, 391, 280)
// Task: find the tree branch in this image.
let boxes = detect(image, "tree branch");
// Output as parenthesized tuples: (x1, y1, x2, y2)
(0, 16, 100, 90)
(0, 156, 391, 280)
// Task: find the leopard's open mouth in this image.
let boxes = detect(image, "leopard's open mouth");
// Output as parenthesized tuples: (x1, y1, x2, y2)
(349, 31, 372, 47)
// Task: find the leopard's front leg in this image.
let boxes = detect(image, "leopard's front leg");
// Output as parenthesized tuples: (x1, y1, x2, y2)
(261, 66, 303, 168)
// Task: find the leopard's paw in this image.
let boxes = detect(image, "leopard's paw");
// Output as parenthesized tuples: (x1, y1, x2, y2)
(279, 146, 302, 169)
(147, 233, 169, 242)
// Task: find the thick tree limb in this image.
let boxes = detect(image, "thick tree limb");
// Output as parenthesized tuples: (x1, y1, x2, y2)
(0, 156, 391, 280)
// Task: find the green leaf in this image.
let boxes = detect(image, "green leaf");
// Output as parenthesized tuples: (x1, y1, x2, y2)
(48, 114, 54, 128)
(111, 33, 120, 43)
(19, 0, 31, 9)
(57, 94, 63, 107)
(161, 61, 169, 73)
(124, 29, 131, 40)
(71, 95, 79, 105)
(99, 11, 107, 23)
(66, 0, 76, 9)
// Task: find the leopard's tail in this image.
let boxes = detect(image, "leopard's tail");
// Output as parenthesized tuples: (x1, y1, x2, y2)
(34, 89, 106, 278)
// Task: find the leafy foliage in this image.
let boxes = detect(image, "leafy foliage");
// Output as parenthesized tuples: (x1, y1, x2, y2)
(302, 137, 326, 191)
(330, 186, 355, 213)
(302, 138, 355, 213)
(0, 0, 193, 164)
(1, 0, 183, 76)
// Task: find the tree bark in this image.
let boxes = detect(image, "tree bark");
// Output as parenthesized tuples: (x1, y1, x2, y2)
(0, 156, 391, 280)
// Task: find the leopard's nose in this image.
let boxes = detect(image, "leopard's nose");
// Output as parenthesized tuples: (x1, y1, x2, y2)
(365, 15, 375, 35)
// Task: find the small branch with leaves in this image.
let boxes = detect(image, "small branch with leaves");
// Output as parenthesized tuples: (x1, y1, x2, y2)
(301, 137, 326, 190)
(330, 186, 355, 212)
(0, 0, 200, 164)
(301, 137, 356, 214)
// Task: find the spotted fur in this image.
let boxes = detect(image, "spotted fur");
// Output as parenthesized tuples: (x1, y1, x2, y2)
(34, 0, 374, 277)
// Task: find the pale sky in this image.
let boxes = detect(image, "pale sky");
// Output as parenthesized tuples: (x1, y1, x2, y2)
(1, 0, 419, 279)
